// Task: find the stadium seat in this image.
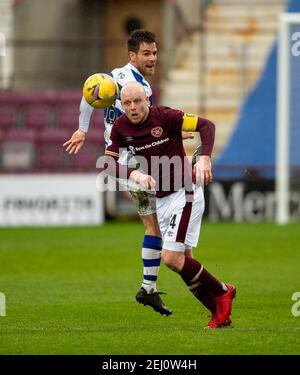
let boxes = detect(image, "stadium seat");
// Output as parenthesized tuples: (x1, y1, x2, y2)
(55, 102, 80, 129)
(22, 106, 51, 130)
(22, 90, 61, 105)
(72, 129, 104, 171)
(37, 128, 71, 170)
(86, 128, 104, 143)
(3, 129, 36, 142)
(55, 90, 83, 130)
(1, 129, 36, 170)
(0, 106, 19, 131)
(21, 91, 59, 130)
(90, 110, 105, 129)
(72, 147, 101, 171)
(0, 91, 23, 106)
(56, 90, 82, 105)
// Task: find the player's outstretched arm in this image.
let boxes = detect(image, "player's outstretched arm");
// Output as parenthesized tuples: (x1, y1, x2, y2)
(63, 96, 94, 154)
(63, 129, 86, 154)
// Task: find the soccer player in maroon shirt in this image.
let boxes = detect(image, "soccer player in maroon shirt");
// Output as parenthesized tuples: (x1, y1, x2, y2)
(64, 30, 195, 317)
(103, 82, 236, 328)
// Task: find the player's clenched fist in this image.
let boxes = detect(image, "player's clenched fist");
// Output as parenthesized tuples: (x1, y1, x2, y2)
(193, 155, 213, 186)
(130, 170, 156, 190)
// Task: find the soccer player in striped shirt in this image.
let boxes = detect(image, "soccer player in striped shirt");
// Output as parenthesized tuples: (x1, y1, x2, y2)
(64, 30, 180, 316)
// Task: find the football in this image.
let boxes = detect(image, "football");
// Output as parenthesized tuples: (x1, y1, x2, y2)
(82, 73, 118, 109)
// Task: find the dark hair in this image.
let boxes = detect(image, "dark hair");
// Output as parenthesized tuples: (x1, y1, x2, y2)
(127, 29, 157, 53)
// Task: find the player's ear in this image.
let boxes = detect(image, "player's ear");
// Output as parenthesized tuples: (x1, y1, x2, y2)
(128, 51, 136, 63)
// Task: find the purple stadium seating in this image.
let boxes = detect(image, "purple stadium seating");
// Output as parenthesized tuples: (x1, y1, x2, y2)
(0, 106, 19, 130)
(86, 129, 104, 143)
(56, 90, 82, 105)
(22, 105, 51, 130)
(0, 89, 107, 171)
(0, 91, 23, 106)
(1, 129, 36, 171)
(22, 91, 57, 105)
(90, 110, 105, 129)
(20, 91, 59, 130)
(72, 146, 102, 170)
(37, 128, 70, 170)
(57, 105, 79, 129)
(71, 129, 104, 171)
(4, 128, 36, 142)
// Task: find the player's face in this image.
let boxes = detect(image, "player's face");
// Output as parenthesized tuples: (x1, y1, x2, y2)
(130, 42, 157, 76)
(122, 88, 150, 125)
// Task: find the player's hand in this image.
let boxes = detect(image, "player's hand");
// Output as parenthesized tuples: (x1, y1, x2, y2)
(181, 131, 194, 140)
(63, 129, 86, 154)
(193, 155, 213, 186)
(130, 170, 156, 190)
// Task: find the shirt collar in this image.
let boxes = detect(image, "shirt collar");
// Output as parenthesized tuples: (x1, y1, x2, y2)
(126, 63, 144, 78)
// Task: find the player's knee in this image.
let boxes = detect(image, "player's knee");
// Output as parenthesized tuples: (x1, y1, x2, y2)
(162, 251, 182, 272)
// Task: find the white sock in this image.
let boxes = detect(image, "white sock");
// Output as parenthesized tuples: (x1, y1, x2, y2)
(141, 235, 162, 294)
(222, 282, 228, 292)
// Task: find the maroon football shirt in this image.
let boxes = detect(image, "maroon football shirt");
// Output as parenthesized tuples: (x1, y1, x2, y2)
(106, 106, 214, 197)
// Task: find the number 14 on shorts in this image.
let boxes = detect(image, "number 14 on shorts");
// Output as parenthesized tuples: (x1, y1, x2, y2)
(170, 214, 177, 229)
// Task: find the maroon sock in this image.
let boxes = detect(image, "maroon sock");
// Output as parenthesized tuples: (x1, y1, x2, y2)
(179, 256, 225, 312)
(193, 287, 216, 314)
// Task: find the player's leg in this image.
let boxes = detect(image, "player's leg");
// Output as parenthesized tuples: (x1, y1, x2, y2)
(184, 246, 217, 315)
(182, 186, 236, 328)
(184, 247, 231, 327)
(171, 250, 234, 328)
(130, 190, 161, 293)
(139, 213, 161, 293)
(129, 189, 172, 316)
(163, 247, 235, 328)
(158, 186, 235, 328)
(163, 247, 228, 310)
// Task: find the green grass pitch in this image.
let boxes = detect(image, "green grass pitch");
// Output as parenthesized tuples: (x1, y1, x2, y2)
(0, 221, 300, 354)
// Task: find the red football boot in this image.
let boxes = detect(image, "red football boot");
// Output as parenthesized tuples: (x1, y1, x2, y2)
(214, 284, 236, 326)
(205, 314, 232, 329)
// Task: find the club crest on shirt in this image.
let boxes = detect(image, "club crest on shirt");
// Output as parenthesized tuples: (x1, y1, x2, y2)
(151, 126, 163, 138)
